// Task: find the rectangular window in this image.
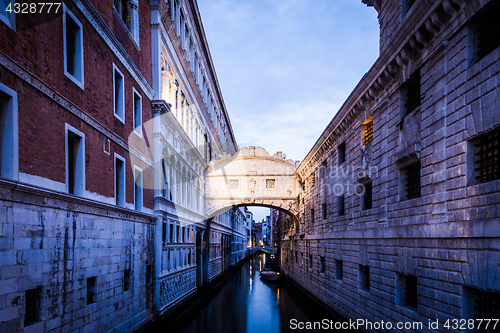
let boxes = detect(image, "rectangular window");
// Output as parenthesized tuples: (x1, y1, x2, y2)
(66, 125, 85, 196)
(337, 195, 345, 216)
(170, 224, 174, 243)
(320, 256, 325, 273)
(363, 182, 373, 210)
(24, 287, 42, 326)
(133, 89, 142, 136)
(359, 265, 370, 291)
(162, 222, 167, 243)
(338, 142, 346, 165)
(0, 83, 18, 180)
(134, 166, 143, 211)
(397, 273, 418, 309)
(404, 161, 421, 200)
(469, 1, 500, 66)
(63, 6, 84, 88)
(322, 203, 327, 219)
(310, 208, 314, 223)
(335, 260, 343, 280)
(471, 128, 500, 184)
(114, 0, 131, 30)
(403, 70, 420, 117)
(0, 0, 15, 30)
(124, 269, 131, 291)
(87, 277, 96, 305)
(464, 287, 500, 332)
(363, 116, 373, 145)
(115, 154, 125, 207)
(113, 64, 125, 122)
(309, 254, 313, 268)
(266, 179, 275, 189)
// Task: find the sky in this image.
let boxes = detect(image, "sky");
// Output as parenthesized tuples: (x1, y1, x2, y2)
(197, 0, 380, 223)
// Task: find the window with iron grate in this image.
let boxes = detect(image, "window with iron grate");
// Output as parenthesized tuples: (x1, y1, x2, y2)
(397, 274, 418, 309)
(473, 128, 500, 184)
(469, 1, 500, 66)
(403, 70, 421, 117)
(25, 287, 42, 326)
(404, 161, 421, 200)
(465, 288, 500, 333)
(363, 116, 373, 146)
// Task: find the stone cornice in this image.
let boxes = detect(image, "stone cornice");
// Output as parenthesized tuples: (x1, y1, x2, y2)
(0, 178, 155, 223)
(297, 0, 466, 177)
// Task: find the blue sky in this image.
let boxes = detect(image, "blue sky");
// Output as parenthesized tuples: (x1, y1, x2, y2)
(197, 0, 380, 222)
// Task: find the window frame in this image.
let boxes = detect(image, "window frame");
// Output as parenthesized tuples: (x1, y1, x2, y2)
(113, 63, 125, 123)
(114, 153, 126, 207)
(133, 165, 143, 211)
(0, 82, 19, 181)
(65, 124, 85, 196)
(0, 0, 16, 30)
(132, 88, 142, 137)
(63, 5, 84, 89)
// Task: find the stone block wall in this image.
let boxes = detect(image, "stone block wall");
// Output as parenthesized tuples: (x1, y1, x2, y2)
(0, 182, 155, 333)
(285, 0, 500, 331)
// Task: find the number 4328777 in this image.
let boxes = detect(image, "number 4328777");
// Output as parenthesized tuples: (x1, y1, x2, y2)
(6, 3, 62, 14)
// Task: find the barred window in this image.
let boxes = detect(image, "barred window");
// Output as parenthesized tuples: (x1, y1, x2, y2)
(25, 287, 42, 326)
(470, 1, 500, 65)
(322, 203, 327, 219)
(403, 70, 421, 117)
(398, 274, 418, 309)
(465, 288, 500, 333)
(363, 116, 373, 145)
(404, 161, 421, 200)
(473, 128, 500, 184)
(310, 208, 315, 223)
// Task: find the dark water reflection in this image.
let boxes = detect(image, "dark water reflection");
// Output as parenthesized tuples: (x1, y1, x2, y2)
(176, 253, 343, 333)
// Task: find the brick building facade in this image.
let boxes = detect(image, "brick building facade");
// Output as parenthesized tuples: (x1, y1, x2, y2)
(0, 0, 246, 332)
(281, 0, 500, 330)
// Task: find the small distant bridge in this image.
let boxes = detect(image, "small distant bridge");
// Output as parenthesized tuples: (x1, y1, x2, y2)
(249, 246, 276, 255)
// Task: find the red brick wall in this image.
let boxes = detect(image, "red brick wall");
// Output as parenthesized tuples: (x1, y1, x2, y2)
(0, 0, 154, 209)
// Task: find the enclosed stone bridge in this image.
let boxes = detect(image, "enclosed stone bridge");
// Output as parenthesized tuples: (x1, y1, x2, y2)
(205, 147, 300, 220)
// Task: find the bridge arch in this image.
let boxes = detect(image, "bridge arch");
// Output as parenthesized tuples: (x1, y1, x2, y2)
(205, 146, 300, 221)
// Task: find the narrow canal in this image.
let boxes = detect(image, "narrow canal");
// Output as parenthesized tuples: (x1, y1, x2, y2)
(172, 252, 350, 333)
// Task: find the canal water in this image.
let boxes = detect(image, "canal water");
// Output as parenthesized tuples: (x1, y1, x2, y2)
(175, 252, 349, 333)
